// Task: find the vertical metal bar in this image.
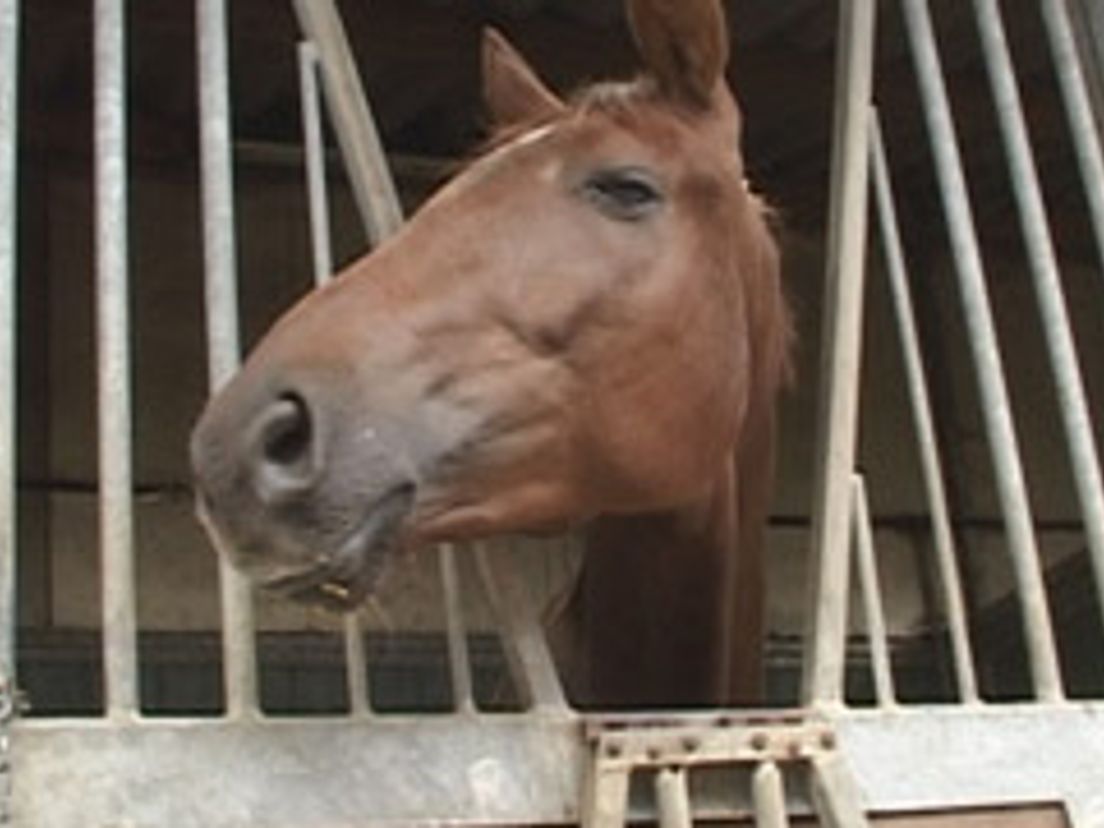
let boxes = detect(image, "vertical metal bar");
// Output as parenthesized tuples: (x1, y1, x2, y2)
(850, 475, 897, 708)
(290, 0, 403, 245)
(0, 0, 19, 681)
(439, 544, 476, 715)
(972, 0, 1104, 644)
(298, 42, 333, 282)
(655, 768, 692, 828)
(196, 0, 259, 719)
(582, 763, 630, 828)
(1040, 0, 1104, 268)
(869, 112, 980, 704)
(342, 613, 371, 717)
(752, 761, 790, 828)
(810, 753, 872, 828)
(94, 0, 139, 719)
(900, 0, 1064, 702)
(297, 38, 373, 716)
(804, 0, 878, 708)
(474, 542, 568, 713)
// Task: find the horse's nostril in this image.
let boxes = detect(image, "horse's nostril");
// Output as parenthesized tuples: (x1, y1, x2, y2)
(254, 392, 317, 497)
(263, 394, 312, 465)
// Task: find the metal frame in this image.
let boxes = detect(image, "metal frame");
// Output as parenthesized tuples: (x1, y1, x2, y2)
(5, 0, 1104, 824)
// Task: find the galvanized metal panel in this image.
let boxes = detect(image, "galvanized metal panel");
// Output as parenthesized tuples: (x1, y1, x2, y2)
(11, 716, 584, 827)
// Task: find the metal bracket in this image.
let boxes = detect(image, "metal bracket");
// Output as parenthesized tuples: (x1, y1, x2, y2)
(581, 716, 872, 828)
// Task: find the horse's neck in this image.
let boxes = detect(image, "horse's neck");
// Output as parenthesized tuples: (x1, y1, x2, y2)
(550, 459, 763, 709)
(551, 392, 777, 709)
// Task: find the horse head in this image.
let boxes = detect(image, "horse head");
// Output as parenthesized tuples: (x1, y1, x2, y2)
(191, 0, 790, 636)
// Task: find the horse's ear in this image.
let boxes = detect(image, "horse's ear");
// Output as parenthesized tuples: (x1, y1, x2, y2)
(627, 0, 730, 110)
(482, 28, 565, 127)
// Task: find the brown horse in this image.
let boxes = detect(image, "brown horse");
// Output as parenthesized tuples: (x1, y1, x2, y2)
(190, 0, 791, 708)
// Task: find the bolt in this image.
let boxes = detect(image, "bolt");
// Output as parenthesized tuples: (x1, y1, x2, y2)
(606, 742, 623, 759)
(682, 736, 700, 753)
(646, 746, 662, 762)
(820, 732, 837, 751)
(751, 733, 769, 752)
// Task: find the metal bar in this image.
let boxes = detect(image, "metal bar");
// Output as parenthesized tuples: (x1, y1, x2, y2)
(297, 36, 373, 717)
(850, 475, 897, 708)
(94, 0, 139, 719)
(298, 42, 334, 283)
(973, 0, 1104, 644)
(581, 763, 630, 828)
(439, 544, 476, 715)
(655, 767, 692, 828)
(900, 0, 1064, 702)
(0, 0, 18, 681)
(342, 614, 371, 717)
(869, 111, 979, 704)
(752, 761, 790, 828)
(1040, 0, 1104, 269)
(196, 0, 259, 719)
(810, 752, 872, 828)
(290, 0, 403, 245)
(803, 0, 878, 708)
(474, 542, 568, 714)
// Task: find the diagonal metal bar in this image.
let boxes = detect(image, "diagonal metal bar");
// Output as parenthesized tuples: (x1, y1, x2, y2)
(475, 542, 568, 714)
(810, 752, 872, 828)
(850, 475, 897, 708)
(297, 39, 373, 717)
(869, 111, 980, 704)
(290, 0, 403, 245)
(1040, 0, 1104, 271)
(439, 544, 476, 715)
(971, 0, 1104, 653)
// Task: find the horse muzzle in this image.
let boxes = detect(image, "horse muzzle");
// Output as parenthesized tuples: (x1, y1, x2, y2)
(190, 378, 418, 611)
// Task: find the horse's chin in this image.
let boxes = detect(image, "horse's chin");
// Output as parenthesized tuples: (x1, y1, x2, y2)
(199, 483, 415, 614)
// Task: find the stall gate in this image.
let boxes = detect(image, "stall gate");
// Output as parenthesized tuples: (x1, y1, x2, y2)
(3, 0, 1104, 825)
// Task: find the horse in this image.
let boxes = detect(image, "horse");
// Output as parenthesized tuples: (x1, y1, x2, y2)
(190, 0, 792, 709)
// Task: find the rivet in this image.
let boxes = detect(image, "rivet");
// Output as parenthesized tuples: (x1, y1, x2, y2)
(820, 732, 837, 751)
(682, 737, 700, 753)
(751, 733, 769, 751)
(606, 742, 623, 759)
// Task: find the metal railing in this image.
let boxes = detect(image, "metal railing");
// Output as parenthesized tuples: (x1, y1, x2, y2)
(3, 0, 1104, 823)
(807, 0, 1104, 709)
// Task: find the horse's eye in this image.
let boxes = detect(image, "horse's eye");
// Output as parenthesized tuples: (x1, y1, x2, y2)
(579, 168, 664, 222)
